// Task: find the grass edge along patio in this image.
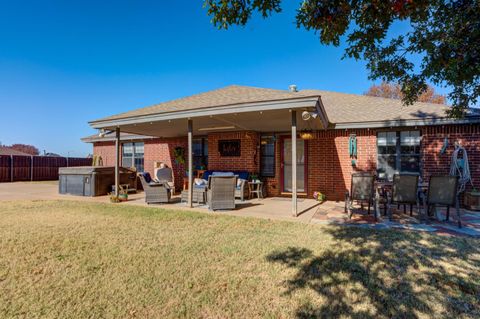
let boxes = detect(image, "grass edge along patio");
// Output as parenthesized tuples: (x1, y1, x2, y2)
(83, 84, 480, 216)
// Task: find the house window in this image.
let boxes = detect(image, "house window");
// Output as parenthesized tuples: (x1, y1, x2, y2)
(260, 135, 275, 177)
(122, 142, 144, 172)
(377, 131, 420, 180)
(193, 138, 208, 169)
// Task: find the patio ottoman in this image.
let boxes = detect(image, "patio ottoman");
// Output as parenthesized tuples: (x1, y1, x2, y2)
(181, 187, 207, 204)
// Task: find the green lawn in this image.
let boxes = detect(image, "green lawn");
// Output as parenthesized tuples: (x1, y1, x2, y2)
(0, 201, 479, 318)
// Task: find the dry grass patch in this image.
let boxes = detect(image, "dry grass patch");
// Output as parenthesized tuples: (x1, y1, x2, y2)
(0, 200, 479, 318)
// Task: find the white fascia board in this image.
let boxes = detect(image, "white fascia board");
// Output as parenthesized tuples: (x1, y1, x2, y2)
(334, 116, 480, 129)
(89, 97, 321, 129)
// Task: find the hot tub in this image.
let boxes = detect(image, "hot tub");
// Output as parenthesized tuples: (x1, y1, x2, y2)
(59, 166, 136, 196)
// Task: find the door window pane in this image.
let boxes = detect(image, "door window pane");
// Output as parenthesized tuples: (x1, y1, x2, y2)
(283, 139, 305, 192)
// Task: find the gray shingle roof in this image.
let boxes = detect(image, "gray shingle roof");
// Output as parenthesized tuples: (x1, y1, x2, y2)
(90, 85, 452, 125)
(92, 85, 321, 123)
(301, 89, 449, 124)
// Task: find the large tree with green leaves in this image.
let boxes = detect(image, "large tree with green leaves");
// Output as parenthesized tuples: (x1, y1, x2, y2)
(204, 0, 480, 117)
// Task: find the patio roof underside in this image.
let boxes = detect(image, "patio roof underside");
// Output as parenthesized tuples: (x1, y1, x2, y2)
(91, 102, 326, 137)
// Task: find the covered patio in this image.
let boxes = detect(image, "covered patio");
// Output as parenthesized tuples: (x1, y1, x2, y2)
(89, 85, 330, 216)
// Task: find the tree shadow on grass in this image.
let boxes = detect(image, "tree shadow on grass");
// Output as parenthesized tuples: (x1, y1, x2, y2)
(266, 227, 480, 318)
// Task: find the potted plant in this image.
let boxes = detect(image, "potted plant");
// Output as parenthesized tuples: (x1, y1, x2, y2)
(109, 185, 128, 203)
(250, 173, 260, 183)
(465, 188, 480, 211)
(118, 185, 129, 202)
(173, 147, 185, 165)
(109, 193, 120, 203)
(313, 191, 326, 202)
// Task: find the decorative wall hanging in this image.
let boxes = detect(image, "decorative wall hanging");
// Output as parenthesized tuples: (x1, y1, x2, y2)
(440, 137, 449, 155)
(348, 134, 357, 166)
(218, 139, 241, 157)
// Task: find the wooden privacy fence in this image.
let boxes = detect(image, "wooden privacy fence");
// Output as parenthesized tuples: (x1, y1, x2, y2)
(0, 155, 91, 182)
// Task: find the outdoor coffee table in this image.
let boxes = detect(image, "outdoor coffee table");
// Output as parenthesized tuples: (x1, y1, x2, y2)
(181, 186, 207, 204)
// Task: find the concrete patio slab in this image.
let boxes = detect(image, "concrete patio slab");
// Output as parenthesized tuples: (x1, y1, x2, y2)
(1, 181, 479, 237)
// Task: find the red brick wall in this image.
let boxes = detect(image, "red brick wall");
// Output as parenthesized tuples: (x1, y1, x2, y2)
(307, 129, 377, 200)
(422, 125, 480, 193)
(263, 130, 377, 200)
(207, 131, 260, 172)
(92, 142, 116, 166)
(91, 124, 480, 200)
(144, 137, 188, 191)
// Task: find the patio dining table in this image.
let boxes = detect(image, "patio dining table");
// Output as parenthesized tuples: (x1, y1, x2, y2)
(373, 180, 429, 222)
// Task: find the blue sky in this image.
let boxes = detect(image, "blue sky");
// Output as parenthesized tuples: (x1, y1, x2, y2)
(0, 1, 448, 157)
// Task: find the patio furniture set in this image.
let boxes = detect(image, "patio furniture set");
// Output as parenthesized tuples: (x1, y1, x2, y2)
(345, 173, 462, 227)
(138, 163, 463, 226)
(139, 169, 264, 210)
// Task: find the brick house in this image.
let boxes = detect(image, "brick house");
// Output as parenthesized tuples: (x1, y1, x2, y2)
(83, 85, 480, 207)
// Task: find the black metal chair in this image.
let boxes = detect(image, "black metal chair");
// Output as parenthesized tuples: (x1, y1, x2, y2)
(388, 174, 419, 218)
(424, 175, 460, 227)
(345, 173, 375, 219)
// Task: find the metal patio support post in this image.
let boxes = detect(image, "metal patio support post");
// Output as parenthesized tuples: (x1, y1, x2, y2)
(115, 127, 120, 197)
(187, 119, 193, 208)
(291, 110, 297, 217)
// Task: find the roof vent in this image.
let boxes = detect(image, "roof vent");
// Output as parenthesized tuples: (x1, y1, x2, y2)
(289, 84, 298, 92)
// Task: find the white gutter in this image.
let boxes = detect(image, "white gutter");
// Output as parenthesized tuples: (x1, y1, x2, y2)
(81, 134, 156, 143)
(89, 97, 324, 129)
(334, 116, 480, 129)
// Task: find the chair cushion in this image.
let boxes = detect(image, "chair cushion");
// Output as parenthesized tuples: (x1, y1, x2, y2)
(149, 181, 162, 187)
(237, 178, 244, 187)
(142, 172, 152, 183)
(212, 172, 234, 176)
(156, 167, 173, 182)
(236, 171, 249, 180)
(194, 178, 207, 186)
(203, 170, 250, 181)
(202, 171, 212, 181)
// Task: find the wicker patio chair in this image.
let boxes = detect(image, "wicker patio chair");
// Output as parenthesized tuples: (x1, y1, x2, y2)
(388, 174, 419, 218)
(139, 173, 171, 204)
(235, 178, 248, 201)
(424, 175, 460, 227)
(345, 173, 375, 219)
(155, 166, 175, 190)
(207, 175, 237, 210)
